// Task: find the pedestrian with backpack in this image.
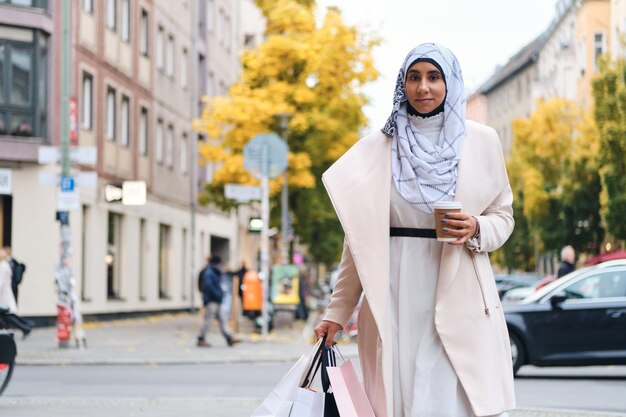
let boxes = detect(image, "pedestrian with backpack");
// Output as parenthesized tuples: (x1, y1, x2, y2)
(3, 247, 25, 304)
(197, 254, 241, 348)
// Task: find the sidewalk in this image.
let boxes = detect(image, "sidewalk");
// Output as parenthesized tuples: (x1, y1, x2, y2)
(14, 311, 357, 366)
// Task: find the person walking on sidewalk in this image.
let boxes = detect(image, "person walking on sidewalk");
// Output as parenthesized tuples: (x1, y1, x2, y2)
(197, 254, 240, 347)
(0, 248, 32, 338)
(3, 247, 25, 304)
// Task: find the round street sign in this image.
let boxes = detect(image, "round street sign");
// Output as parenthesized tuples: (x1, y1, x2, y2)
(243, 133, 288, 179)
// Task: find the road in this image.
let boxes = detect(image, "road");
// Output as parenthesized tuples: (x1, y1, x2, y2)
(3, 363, 626, 416)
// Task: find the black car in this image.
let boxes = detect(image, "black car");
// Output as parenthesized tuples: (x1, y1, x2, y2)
(504, 260, 626, 375)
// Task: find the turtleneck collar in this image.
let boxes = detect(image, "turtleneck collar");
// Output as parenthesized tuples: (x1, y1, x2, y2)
(407, 100, 445, 118)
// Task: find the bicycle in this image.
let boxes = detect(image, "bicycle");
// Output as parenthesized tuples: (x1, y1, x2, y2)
(0, 330, 16, 395)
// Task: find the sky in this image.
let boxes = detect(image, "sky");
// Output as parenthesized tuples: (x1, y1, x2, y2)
(315, 0, 561, 130)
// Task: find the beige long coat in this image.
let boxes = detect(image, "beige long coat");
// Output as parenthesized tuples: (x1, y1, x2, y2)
(322, 120, 516, 417)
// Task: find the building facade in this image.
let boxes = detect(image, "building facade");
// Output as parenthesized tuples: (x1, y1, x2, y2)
(477, 0, 581, 155)
(0, 0, 255, 317)
(576, 0, 611, 109)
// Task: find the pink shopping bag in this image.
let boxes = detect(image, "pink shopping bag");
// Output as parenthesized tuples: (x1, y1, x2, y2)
(326, 359, 375, 417)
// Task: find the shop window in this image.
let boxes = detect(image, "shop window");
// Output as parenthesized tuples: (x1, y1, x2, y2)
(0, 28, 48, 138)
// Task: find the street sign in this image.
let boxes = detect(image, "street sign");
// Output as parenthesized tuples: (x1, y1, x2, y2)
(224, 184, 262, 202)
(60, 176, 75, 192)
(39, 171, 98, 188)
(56, 190, 80, 211)
(104, 184, 123, 202)
(104, 181, 147, 205)
(122, 181, 146, 205)
(69, 97, 78, 146)
(38, 146, 97, 165)
(243, 133, 288, 179)
(0, 168, 12, 195)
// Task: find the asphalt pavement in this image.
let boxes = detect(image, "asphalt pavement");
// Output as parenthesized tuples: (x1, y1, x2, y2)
(3, 312, 625, 417)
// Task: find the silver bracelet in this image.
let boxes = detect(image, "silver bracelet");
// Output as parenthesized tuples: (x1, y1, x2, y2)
(471, 216, 480, 239)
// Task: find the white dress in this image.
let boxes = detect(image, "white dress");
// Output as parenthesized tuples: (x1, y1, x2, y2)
(390, 114, 508, 417)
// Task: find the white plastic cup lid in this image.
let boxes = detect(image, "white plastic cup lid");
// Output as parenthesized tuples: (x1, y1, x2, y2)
(432, 201, 462, 210)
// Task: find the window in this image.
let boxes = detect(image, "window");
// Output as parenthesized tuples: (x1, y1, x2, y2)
(81, 72, 93, 130)
(156, 26, 164, 69)
(181, 48, 188, 88)
(139, 218, 147, 301)
(105, 86, 116, 140)
(207, 0, 214, 33)
(140, 9, 149, 56)
(198, 0, 207, 36)
(81, 205, 90, 301)
(224, 16, 231, 51)
(180, 133, 188, 173)
(82, 0, 93, 13)
(121, 0, 130, 42)
(139, 106, 148, 156)
(0, 28, 48, 138)
(579, 36, 587, 75)
(107, 212, 122, 299)
(120, 95, 129, 147)
(198, 54, 206, 94)
(158, 224, 170, 299)
(156, 119, 164, 162)
(1, 0, 48, 8)
(594, 32, 605, 71)
(106, 0, 116, 31)
(166, 35, 174, 77)
(166, 124, 174, 168)
(563, 272, 626, 300)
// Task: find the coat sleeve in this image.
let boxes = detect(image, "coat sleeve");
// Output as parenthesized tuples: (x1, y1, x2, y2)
(322, 238, 363, 328)
(470, 183, 514, 253)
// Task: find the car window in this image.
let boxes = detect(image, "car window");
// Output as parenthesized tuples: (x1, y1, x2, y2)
(563, 270, 626, 300)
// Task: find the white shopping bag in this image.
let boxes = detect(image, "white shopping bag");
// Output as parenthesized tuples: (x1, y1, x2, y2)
(289, 387, 325, 417)
(251, 339, 323, 417)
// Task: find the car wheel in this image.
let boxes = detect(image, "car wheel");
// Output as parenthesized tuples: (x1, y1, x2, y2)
(509, 332, 525, 376)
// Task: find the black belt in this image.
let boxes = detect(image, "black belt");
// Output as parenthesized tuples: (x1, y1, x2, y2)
(390, 227, 437, 239)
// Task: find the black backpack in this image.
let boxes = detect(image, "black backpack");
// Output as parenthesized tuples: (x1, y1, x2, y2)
(12, 261, 26, 285)
(198, 266, 207, 292)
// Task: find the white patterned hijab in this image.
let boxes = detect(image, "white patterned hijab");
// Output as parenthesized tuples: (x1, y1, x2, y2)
(382, 43, 467, 213)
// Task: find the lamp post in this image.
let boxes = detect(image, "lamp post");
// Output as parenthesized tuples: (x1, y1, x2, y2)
(276, 113, 292, 265)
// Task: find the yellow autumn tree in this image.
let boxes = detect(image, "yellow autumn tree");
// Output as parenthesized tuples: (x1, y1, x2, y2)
(504, 98, 603, 269)
(194, 0, 378, 264)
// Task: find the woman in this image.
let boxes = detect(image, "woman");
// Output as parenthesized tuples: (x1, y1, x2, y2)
(314, 43, 515, 417)
(0, 249, 32, 338)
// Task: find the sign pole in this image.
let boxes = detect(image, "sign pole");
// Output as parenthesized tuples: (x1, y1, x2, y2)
(260, 144, 270, 338)
(56, 0, 86, 349)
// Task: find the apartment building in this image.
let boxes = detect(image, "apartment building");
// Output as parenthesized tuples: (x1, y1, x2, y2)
(477, 0, 579, 154)
(0, 0, 254, 318)
(576, 0, 610, 109)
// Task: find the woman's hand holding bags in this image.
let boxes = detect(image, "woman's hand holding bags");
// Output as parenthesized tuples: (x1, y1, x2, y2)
(290, 337, 340, 417)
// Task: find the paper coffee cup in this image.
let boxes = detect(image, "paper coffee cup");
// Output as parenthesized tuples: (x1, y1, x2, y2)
(433, 201, 463, 242)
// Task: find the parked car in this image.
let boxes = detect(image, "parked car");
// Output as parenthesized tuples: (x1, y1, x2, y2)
(495, 273, 541, 299)
(504, 261, 626, 375)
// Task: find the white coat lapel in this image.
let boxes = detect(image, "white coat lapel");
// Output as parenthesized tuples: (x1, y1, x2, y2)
(437, 123, 508, 296)
(321, 131, 391, 336)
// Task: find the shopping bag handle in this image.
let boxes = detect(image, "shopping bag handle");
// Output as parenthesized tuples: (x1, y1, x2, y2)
(321, 343, 336, 393)
(300, 335, 326, 388)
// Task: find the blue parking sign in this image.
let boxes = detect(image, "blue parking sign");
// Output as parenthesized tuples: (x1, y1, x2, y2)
(60, 176, 75, 192)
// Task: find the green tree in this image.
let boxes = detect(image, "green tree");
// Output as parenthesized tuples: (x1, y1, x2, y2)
(500, 98, 603, 270)
(593, 57, 626, 241)
(194, 0, 378, 265)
